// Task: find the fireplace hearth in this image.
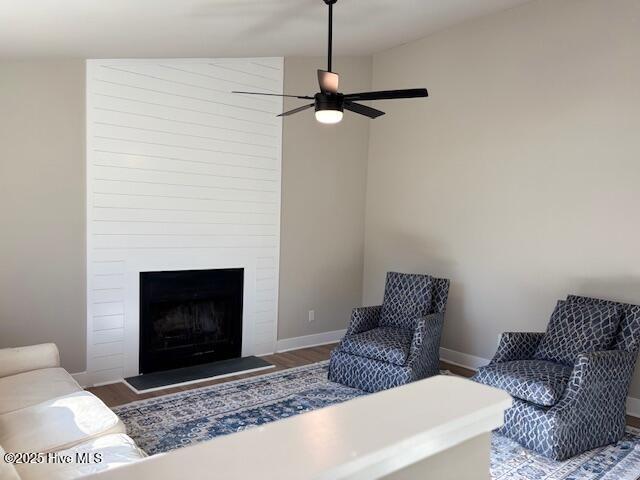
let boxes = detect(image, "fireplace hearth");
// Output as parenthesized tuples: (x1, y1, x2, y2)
(139, 268, 243, 374)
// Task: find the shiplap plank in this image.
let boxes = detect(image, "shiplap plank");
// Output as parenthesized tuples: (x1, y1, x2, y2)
(92, 207, 278, 225)
(91, 274, 125, 290)
(205, 62, 283, 85)
(92, 354, 125, 372)
(93, 289, 125, 304)
(255, 311, 276, 324)
(256, 257, 277, 268)
(92, 261, 125, 275)
(256, 289, 275, 302)
(92, 302, 125, 317)
(93, 314, 125, 331)
(253, 341, 276, 356)
(92, 222, 277, 236)
(91, 367, 125, 385)
(90, 251, 128, 263)
(169, 61, 283, 85)
(92, 342, 124, 358)
(92, 234, 277, 250)
(92, 168, 278, 195)
(254, 322, 275, 338)
(93, 329, 125, 345)
(92, 193, 278, 214)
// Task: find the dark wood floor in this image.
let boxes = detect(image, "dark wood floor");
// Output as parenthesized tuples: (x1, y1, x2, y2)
(88, 344, 640, 428)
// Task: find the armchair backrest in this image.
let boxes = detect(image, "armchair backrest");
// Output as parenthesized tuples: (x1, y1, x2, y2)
(431, 277, 451, 314)
(567, 295, 640, 353)
(380, 272, 450, 329)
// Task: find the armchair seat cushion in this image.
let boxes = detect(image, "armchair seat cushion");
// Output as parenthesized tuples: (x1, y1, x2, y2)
(473, 360, 573, 407)
(340, 327, 413, 366)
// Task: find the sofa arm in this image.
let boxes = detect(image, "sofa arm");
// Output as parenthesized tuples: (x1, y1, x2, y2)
(490, 332, 544, 364)
(346, 305, 382, 336)
(0, 343, 60, 378)
(555, 350, 637, 412)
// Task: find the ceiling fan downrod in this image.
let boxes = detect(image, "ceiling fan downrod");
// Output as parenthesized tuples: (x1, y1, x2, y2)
(325, 0, 338, 72)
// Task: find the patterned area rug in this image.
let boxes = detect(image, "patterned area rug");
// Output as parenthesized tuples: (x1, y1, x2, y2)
(113, 361, 640, 479)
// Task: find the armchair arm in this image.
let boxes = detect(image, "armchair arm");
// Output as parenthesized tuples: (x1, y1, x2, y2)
(407, 312, 445, 375)
(0, 343, 60, 378)
(555, 350, 637, 412)
(490, 332, 545, 364)
(346, 305, 382, 336)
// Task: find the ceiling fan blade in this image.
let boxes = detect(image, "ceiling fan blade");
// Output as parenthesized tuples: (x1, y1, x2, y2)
(343, 88, 428, 101)
(277, 103, 315, 117)
(318, 70, 339, 94)
(344, 101, 386, 119)
(233, 91, 314, 100)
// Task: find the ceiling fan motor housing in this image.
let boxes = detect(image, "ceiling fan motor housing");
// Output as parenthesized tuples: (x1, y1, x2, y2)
(231, 0, 428, 122)
(315, 92, 344, 113)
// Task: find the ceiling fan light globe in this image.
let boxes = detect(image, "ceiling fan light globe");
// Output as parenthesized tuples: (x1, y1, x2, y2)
(315, 109, 344, 124)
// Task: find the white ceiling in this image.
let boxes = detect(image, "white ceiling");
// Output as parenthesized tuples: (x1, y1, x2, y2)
(0, 0, 531, 59)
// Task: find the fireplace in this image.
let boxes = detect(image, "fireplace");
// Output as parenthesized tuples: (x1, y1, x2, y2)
(139, 268, 243, 374)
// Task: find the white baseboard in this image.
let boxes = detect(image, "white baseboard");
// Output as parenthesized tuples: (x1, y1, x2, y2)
(626, 396, 640, 418)
(70, 371, 119, 388)
(439, 347, 489, 370)
(276, 329, 345, 353)
(71, 371, 89, 387)
(439, 346, 640, 419)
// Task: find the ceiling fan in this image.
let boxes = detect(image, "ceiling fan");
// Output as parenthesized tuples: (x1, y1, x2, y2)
(233, 0, 429, 124)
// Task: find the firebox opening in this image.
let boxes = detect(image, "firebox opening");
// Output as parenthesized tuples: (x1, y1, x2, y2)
(139, 268, 243, 374)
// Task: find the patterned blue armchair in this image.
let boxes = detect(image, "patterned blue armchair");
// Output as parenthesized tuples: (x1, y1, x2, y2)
(328, 272, 450, 393)
(473, 295, 640, 460)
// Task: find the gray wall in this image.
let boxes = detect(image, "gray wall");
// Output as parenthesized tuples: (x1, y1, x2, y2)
(363, 0, 640, 397)
(0, 57, 371, 372)
(278, 57, 371, 340)
(0, 61, 87, 372)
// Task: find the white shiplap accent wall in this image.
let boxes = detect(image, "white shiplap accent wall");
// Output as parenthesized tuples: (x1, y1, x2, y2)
(86, 58, 283, 385)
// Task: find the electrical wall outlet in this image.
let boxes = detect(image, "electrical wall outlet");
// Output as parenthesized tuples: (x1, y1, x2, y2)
(308, 310, 315, 322)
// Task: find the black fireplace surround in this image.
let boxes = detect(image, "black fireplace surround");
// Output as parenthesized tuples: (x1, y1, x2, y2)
(139, 268, 243, 374)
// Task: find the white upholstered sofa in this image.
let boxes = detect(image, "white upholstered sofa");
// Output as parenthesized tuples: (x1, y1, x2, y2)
(0, 344, 145, 480)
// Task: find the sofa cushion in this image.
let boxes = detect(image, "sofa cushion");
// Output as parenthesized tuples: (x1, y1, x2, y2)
(0, 445, 21, 480)
(16, 434, 146, 480)
(534, 301, 621, 366)
(567, 295, 640, 353)
(0, 367, 82, 415)
(0, 391, 125, 454)
(380, 272, 433, 329)
(340, 327, 413, 366)
(473, 360, 573, 406)
(0, 344, 60, 379)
